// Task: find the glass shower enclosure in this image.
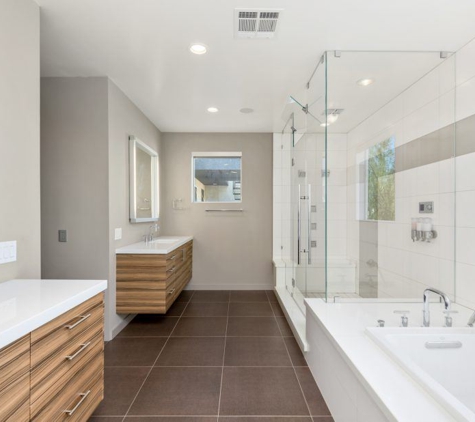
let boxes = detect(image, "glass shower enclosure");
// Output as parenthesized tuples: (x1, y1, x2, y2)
(281, 50, 456, 315)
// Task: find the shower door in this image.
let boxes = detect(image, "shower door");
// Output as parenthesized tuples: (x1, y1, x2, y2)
(290, 133, 312, 311)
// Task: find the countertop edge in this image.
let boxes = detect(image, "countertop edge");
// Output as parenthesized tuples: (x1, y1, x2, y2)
(115, 235, 194, 254)
(0, 279, 107, 349)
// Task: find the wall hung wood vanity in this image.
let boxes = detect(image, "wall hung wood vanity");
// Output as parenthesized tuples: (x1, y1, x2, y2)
(116, 236, 193, 314)
(0, 279, 107, 422)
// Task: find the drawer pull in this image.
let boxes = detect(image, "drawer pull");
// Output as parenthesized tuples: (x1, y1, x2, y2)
(167, 254, 177, 261)
(65, 342, 91, 361)
(166, 266, 176, 273)
(168, 288, 176, 295)
(64, 390, 91, 416)
(64, 314, 91, 330)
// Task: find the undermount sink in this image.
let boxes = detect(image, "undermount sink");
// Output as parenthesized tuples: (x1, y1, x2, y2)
(151, 238, 177, 243)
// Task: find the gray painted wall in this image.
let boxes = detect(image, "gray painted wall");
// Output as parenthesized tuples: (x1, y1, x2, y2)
(41, 77, 162, 339)
(161, 133, 273, 290)
(107, 80, 162, 336)
(0, 0, 41, 283)
(41, 77, 110, 282)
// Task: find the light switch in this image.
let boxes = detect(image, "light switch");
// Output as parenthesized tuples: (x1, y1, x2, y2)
(114, 228, 122, 240)
(59, 230, 68, 242)
(0, 241, 17, 264)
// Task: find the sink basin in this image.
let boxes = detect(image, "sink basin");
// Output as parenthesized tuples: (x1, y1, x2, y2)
(151, 238, 178, 244)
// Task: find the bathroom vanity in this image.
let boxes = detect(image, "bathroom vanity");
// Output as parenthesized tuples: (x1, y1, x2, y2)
(0, 279, 107, 421)
(116, 236, 193, 313)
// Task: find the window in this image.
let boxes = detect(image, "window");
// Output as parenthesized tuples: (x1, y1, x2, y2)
(365, 137, 396, 221)
(192, 152, 242, 203)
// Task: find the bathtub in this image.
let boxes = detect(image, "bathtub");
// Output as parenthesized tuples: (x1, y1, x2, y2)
(367, 327, 475, 422)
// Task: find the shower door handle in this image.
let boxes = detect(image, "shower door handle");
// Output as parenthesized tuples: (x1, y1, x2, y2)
(297, 184, 301, 265)
(308, 184, 312, 265)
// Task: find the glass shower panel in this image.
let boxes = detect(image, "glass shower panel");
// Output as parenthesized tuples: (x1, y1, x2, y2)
(324, 51, 456, 302)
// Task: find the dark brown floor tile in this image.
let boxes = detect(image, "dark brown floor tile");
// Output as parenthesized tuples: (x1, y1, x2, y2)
(166, 301, 188, 316)
(172, 317, 227, 336)
(129, 367, 221, 415)
(156, 337, 225, 366)
(219, 418, 311, 422)
(220, 367, 309, 415)
(227, 317, 281, 336)
(127, 418, 217, 422)
(295, 367, 331, 416)
(284, 337, 307, 367)
(184, 302, 229, 317)
(270, 301, 285, 317)
(192, 291, 230, 303)
(93, 367, 150, 416)
(266, 290, 279, 302)
(224, 337, 291, 366)
(105, 337, 167, 366)
(230, 291, 269, 302)
(89, 418, 123, 421)
(118, 316, 179, 337)
(176, 290, 195, 303)
(276, 317, 294, 336)
(228, 302, 273, 317)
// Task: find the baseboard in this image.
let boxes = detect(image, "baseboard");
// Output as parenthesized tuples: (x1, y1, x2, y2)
(109, 313, 136, 341)
(186, 283, 273, 290)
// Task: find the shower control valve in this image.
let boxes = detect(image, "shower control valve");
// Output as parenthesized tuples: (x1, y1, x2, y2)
(394, 310, 410, 327)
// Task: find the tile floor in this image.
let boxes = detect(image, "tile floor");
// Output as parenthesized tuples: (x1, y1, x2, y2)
(90, 290, 333, 422)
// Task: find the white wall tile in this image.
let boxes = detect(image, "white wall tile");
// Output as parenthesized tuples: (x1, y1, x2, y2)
(456, 153, 475, 192)
(403, 99, 439, 144)
(416, 162, 439, 196)
(456, 38, 475, 87)
(456, 190, 475, 228)
(438, 158, 455, 194)
(403, 68, 439, 117)
(456, 227, 475, 266)
(456, 76, 475, 121)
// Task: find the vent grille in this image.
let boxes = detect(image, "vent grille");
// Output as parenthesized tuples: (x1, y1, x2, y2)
(235, 9, 282, 39)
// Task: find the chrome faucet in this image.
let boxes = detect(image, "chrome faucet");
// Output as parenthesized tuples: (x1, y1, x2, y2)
(422, 288, 451, 327)
(144, 223, 160, 243)
(468, 311, 475, 327)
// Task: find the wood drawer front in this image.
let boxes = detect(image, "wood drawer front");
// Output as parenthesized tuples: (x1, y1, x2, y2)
(31, 298, 104, 368)
(5, 399, 29, 422)
(31, 351, 103, 422)
(117, 254, 176, 269)
(0, 335, 30, 392)
(31, 322, 103, 406)
(0, 372, 30, 422)
(59, 377, 103, 422)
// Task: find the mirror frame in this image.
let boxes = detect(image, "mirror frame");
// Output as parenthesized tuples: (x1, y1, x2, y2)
(129, 135, 159, 223)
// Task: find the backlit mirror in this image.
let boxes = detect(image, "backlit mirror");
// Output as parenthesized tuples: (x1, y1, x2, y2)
(129, 136, 159, 223)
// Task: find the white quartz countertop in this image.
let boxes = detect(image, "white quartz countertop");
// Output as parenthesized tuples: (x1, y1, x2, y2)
(116, 236, 193, 254)
(305, 299, 474, 422)
(0, 279, 107, 349)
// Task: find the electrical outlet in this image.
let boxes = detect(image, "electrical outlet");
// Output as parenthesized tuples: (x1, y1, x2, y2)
(58, 230, 68, 242)
(114, 228, 122, 240)
(0, 241, 17, 264)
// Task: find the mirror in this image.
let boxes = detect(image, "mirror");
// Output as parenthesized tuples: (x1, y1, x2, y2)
(129, 136, 159, 223)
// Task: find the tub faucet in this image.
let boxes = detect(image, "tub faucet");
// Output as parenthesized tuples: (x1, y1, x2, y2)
(468, 311, 475, 327)
(423, 288, 451, 327)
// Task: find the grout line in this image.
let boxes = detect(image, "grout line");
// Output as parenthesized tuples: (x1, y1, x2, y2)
(217, 296, 230, 417)
(120, 291, 196, 422)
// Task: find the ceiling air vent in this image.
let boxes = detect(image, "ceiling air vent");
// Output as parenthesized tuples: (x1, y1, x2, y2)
(235, 9, 283, 39)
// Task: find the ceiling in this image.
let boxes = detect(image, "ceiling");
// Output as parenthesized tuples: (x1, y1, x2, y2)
(37, 0, 475, 133)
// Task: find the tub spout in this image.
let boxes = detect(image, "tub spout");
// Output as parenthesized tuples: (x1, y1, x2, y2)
(423, 288, 451, 327)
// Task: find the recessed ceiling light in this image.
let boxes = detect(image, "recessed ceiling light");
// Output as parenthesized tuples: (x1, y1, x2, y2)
(207, 107, 219, 113)
(357, 78, 374, 87)
(190, 44, 207, 55)
(240, 108, 254, 114)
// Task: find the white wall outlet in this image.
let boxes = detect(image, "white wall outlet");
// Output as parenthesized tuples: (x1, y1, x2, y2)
(0, 241, 17, 265)
(114, 228, 122, 240)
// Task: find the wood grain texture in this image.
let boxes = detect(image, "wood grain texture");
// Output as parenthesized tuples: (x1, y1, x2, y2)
(0, 336, 31, 422)
(31, 293, 103, 345)
(117, 240, 193, 314)
(31, 301, 103, 368)
(31, 351, 103, 422)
